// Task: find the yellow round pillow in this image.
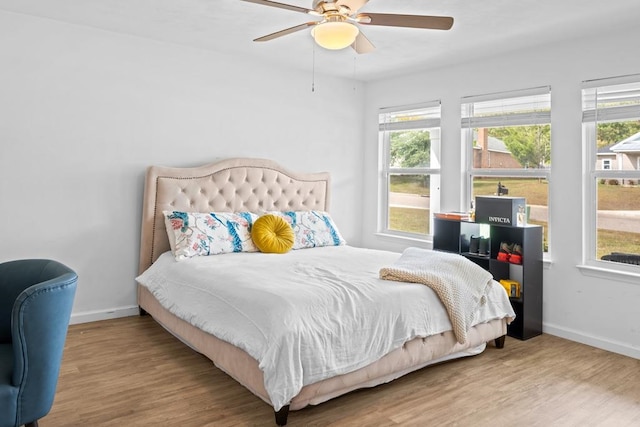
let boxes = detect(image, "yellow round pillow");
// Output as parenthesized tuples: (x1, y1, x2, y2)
(252, 214, 295, 254)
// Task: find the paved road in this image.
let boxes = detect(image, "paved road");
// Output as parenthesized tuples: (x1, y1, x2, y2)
(389, 192, 640, 233)
(389, 192, 430, 209)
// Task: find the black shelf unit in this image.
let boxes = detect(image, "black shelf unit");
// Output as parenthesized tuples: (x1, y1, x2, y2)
(433, 217, 543, 340)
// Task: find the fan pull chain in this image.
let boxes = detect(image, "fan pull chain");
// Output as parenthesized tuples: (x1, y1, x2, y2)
(352, 37, 357, 92)
(353, 54, 357, 92)
(311, 42, 316, 93)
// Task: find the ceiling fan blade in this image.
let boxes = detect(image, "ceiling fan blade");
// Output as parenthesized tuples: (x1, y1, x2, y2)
(254, 22, 317, 42)
(351, 31, 375, 54)
(337, 0, 369, 13)
(359, 13, 454, 30)
(241, 0, 320, 16)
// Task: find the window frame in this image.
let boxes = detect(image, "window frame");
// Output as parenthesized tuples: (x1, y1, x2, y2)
(378, 101, 441, 240)
(582, 74, 640, 273)
(461, 87, 552, 251)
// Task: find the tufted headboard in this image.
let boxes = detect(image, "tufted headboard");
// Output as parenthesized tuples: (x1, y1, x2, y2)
(138, 158, 331, 273)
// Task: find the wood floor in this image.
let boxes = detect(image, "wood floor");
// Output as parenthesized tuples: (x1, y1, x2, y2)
(43, 316, 640, 427)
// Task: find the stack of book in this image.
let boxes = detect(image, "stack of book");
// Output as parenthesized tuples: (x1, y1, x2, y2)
(433, 211, 471, 221)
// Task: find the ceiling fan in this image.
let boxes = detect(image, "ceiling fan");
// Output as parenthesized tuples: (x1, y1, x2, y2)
(241, 0, 454, 53)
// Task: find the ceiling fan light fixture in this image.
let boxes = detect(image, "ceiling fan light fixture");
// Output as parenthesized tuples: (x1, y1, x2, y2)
(311, 21, 359, 50)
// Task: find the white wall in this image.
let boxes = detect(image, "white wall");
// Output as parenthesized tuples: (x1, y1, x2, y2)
(0, 11, 365, 323)
(362, 28, 640, 358)
(2, 10, 638, 360)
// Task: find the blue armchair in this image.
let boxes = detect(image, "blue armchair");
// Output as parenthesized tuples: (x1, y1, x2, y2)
(0, 260, 77, 427)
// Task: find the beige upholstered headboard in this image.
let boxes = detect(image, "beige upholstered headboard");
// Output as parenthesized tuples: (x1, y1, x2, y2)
(138, 158, 331, 273)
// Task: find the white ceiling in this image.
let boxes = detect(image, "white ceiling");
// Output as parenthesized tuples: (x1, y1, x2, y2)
(1, 0, 638, 81)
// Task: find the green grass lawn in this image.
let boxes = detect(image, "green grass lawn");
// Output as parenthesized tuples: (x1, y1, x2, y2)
(389, 175, 430, 196)
(472, 178, 640, 210)
(389, 177, 639, 257)
(473, 178, 548, 206)
(391, 178, 640, 211)
(389, 207, 430, 235)
(597, 182, 640, 210)
(597, 229, 640, 260)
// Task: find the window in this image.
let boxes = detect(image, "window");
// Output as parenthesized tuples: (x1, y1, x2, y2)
(462, 87, 551, 252)
(582, 75, 640, 270)
(378, 102, 441, 238)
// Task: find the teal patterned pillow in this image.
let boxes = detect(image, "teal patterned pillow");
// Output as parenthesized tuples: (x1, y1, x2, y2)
(163, 211, 258, 260)
(267, 211, 346, 249)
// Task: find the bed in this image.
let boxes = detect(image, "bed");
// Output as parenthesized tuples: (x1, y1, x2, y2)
(135, 157, 514, 425)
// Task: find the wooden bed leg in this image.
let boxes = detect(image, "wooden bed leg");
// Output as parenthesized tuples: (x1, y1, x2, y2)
(274, 405, 290, 426)
(139, 306, 148, 316)
(495, 335, 506, 349)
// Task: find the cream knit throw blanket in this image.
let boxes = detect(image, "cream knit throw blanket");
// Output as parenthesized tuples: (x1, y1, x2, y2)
(380, 247, 493, 344)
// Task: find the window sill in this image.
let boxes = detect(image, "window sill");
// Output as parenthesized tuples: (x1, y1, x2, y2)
(577, 263, 640, 285)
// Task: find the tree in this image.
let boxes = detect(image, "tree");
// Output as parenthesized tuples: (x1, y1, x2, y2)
(389, 130, 431, 168)
(597, 121, 640, 147)
(489, 125, 550, 168)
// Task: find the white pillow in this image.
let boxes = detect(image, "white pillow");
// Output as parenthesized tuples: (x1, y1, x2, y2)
(163, 214, 178, 254)
(163, 211, 258, 260)
(267, 211, 346, 249)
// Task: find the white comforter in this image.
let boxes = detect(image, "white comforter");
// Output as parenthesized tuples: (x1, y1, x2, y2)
(380, 247, 497, 344)
(136, 246, 515, 411)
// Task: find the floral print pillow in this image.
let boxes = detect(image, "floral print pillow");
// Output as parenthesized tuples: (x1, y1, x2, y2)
(267, 211, 346, 249)
(163, 211, 258, 260)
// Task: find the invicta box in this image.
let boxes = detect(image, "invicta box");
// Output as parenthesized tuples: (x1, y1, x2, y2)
(475, 196, 526, 227)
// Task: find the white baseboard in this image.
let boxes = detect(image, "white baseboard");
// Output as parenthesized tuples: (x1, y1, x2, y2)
(544, 322, 640, 360)
(70, 305, 140, 325)
(68, 310, 639, 360)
